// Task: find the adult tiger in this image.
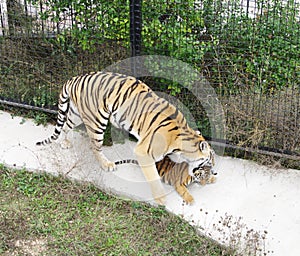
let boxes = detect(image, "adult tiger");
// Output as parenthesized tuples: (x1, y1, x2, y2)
(36, 72, 213, 205)
(115, 149, 216, 204)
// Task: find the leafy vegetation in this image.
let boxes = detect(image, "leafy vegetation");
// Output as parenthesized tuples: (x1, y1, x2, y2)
(140, 0, 300, 94)
(205, 0, 300, 93)
(27, 0, 129, 52)
(26, 0, 299, 93)
(0, 165, 233, 255)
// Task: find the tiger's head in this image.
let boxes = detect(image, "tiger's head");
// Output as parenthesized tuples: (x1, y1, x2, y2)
(184, 139, 216, 176)
(176, 129, 215, 177)
(191, 148, 217, 185)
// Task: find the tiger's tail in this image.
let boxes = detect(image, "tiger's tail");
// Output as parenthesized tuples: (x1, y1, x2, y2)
(36, 83, 70, 146)
(114, 159, 138, 165)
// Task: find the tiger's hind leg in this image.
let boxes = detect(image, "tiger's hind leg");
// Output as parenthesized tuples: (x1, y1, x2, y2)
(82, 109, 116, 172)
(60, 101, 82, 149)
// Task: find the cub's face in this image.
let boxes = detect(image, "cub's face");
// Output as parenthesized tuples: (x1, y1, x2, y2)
(193, 165, 217, 185)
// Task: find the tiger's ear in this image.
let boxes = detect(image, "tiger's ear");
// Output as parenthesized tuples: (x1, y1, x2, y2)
(199, 141, 209, 153)
(196, 130, 201, 135)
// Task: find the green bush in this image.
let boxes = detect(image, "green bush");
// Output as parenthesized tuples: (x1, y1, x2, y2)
(27, 0, 299, 94)
(203, 0, 300, 93)
(27, 0, 300, 94)
(142, 0, 299, 94)
(29, 0, 129, 52)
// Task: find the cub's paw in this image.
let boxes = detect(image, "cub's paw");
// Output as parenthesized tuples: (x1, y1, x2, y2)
(208, 176, 216, 184)
(183, 193, 194, 204)
(60, 139, 72, 149)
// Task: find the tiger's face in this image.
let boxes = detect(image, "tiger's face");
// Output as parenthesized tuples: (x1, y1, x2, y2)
(192, 149, 217, 185)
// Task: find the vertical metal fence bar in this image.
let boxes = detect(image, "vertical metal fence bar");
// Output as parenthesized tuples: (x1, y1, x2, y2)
(39, 1, 44, 34)
(130, 0, 142, 77)
(246, 0, 250, 17)
(0, 3, 4, 36)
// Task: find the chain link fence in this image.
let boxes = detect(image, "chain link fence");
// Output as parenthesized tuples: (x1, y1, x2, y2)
(0, 0, 299, 166)
(0, 0, 130, 111)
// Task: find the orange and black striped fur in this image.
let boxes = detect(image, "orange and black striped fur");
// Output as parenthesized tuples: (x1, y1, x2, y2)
(36, 72, 213, 205)
(116, 150, 216, 204)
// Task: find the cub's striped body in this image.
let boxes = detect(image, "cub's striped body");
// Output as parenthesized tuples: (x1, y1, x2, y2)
(116, 149, 216, 204)
(37, 72, 213, 205)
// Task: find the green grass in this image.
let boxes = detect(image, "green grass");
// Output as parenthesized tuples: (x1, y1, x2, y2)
(0, 164, 234, 255)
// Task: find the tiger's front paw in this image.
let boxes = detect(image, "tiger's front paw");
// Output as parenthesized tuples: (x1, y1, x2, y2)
(102, 160, 116, 172)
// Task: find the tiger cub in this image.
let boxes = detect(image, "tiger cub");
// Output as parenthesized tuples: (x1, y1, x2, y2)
(36, 72, 214, 205)
(156, 156, 216, 204)
(115, 150, 217, 204)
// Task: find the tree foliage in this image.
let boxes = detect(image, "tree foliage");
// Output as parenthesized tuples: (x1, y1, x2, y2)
(30, 0, 129, 51)
(28, 0, 300, 92)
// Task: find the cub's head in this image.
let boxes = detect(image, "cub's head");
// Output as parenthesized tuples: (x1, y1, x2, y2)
(193, 165, 217, 185)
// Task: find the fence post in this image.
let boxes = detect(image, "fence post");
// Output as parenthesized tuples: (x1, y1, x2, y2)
(0, 4, 4, 36)
(246, 0, 250, 17)
(130, 0, 142, 76)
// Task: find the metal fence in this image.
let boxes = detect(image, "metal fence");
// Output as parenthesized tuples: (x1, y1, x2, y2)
(0, 0, 299, 165)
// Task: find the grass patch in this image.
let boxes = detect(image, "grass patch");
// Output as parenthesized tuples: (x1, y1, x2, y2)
(0, 165, 233, 255)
